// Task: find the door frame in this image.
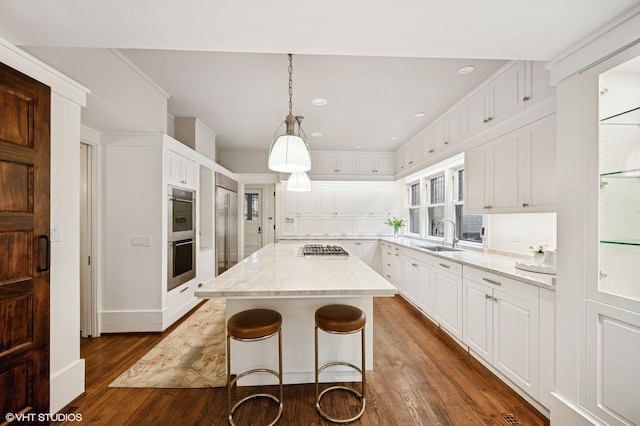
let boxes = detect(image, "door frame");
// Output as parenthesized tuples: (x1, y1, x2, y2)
(243, 187, 263, 256)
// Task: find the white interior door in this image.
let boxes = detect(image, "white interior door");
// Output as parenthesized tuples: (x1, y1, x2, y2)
(244, 189, 262, 257)
(79, 143, 96, 337)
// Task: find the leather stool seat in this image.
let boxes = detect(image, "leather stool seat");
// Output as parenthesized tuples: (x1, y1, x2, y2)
(315, 304, 366, 333)
(228, 309, 282, 340)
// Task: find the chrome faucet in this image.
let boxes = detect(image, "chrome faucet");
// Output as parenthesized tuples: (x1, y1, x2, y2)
(435, 219, 459, 248)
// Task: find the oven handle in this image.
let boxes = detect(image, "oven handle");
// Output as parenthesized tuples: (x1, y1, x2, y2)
(169, 197, 194, 203)
(171, 240, 193, 247)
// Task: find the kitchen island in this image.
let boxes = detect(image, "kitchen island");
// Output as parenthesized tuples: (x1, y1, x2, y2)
(195, 242, 397, 385)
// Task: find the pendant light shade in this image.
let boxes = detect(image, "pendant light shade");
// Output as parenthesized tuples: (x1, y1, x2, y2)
(286, 171, 311, 192)
(268, 54, 312, 173)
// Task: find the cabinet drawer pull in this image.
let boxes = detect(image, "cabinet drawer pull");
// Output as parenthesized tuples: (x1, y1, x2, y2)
(482, 277, 502, 286)
(394, 247, 400, 251)
(180, 286, 190, 293)
(386, 274, 391, 278)
(523, 96, 530, 102)
(412, 263, 418, 267)
(485, 294, 492, 299)
(428, 149, 434, 154)
(438, 263, 450, 269)
(395, 254, 400, 257)
(522, 203, 529, 208)
(387, 263, 391, 267)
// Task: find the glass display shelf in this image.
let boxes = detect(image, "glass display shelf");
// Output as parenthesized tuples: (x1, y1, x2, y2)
(600, 240, 640, 247)
(600, 105, 640, 125)
(600, 168, 640, 178)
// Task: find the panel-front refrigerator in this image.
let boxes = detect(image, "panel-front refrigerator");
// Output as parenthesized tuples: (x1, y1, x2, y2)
(215, 173, 238, 275)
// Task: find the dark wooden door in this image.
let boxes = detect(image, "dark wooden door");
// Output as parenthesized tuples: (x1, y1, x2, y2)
(0, 62, 51, 418)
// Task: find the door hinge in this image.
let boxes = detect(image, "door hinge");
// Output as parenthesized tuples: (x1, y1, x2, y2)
(273, 225, 276, 230)
(88, 256, 91, 266)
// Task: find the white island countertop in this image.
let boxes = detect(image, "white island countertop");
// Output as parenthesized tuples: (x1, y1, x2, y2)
(195, 242, 398, 298)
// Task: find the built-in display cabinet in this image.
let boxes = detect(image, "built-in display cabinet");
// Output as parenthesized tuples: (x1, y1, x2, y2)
(579, 54, 640, 426)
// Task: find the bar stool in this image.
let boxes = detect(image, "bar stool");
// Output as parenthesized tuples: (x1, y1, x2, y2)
(227, 308, 283, 426)
(314, 304, 366, 423)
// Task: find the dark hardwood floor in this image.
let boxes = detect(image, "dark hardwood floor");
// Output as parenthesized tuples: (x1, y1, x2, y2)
(59, 296, 549, 425)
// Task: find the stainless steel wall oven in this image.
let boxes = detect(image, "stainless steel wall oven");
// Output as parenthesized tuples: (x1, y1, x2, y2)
(168, 186, 196, 291)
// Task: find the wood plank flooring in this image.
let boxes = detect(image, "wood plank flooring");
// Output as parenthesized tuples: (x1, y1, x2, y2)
(59, 296, 549, 425)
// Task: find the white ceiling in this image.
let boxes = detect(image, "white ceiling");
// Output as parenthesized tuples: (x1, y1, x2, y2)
(1, 0, 639, 152)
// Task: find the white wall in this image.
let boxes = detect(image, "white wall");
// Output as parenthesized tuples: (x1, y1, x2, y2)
(0, 37, 89, 414)
(218, 148, 271, 174)
(485, 213, 557, 256)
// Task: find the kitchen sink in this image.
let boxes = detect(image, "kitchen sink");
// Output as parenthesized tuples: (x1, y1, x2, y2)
(416, 245, 464, 252)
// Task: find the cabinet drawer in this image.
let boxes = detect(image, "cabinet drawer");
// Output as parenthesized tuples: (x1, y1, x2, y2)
(463, 266, 538, 301)
(432, 257, 461, 276)
(168, 281, 196, 313)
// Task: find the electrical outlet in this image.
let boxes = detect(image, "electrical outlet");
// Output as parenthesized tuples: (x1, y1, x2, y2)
(131, 235, 151, 247)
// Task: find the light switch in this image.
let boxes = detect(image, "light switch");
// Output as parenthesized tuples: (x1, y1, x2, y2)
(131, 235, 151, 247)
(51, 225, 62, 242)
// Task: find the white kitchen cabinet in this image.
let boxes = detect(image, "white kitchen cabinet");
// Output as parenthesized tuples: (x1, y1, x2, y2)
(167, 149, 196, 189)
(281, 186, 317, 236)
(317, 216, 352, 236)
(402, 253, 435, 317)
(447, 103, 468, 146)
(380, 242, 395, 282)
(462, 266, 540, 400)
(317, 152, 356, 175)
(465, 114, 557, 214)
(356, 152, 394, 175)
(466, 61, 526, 136)
(433, 258, 463, 340)
(339, 240, 378, 269)
(317, 183, 352, 216)
(465, 130, 521, 213)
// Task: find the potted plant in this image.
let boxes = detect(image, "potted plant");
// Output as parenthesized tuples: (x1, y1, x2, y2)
(385, 217, 406, 237)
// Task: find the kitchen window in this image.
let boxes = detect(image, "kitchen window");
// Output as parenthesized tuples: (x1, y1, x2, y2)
(408, 182, 420, 234)
(427, 175, 445, 237)
(453, 168, 483, 243)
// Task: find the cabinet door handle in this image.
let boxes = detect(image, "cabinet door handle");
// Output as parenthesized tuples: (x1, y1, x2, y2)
(387, 263, 391, 267)
(438, 263, 450, 269)
(428, 149, 434, 154)
(485, 294, 493, 299)
(395, 254, 400, 257)
(523, 96, 530, 102)
(483, 118, 489, 123)
(482, 277, 502, 286)
(522, 203, 529, 208)
(487, 117, 493, 122)
(180, 286, 190, 293)
(412, 263, 418, 267)
(493, 297, 498, 303)
(444, 141, 449, 145)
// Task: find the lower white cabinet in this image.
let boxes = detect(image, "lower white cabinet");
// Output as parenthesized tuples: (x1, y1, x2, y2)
(433, 258, 463, 340)
(403, 254, 435, 317)
(463, 266, 540, 400)
(338, 239, 378, 270)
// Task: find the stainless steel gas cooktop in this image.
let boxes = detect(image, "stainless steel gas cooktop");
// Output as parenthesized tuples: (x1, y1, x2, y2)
(300, 244, 349, 257)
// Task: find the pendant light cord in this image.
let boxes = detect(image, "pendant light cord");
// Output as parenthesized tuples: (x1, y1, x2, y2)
(288, 53, 293, 116)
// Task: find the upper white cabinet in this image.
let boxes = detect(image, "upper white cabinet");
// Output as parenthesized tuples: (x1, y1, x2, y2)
(396, 60, 554, 177)
(167, 149, 196, 189)
(316, 152, 356, 175)
(467, 61, 526, 135)
(317, 183, 352, 216)
(356, 152, 395, 175)
(465, 114, 557, 214)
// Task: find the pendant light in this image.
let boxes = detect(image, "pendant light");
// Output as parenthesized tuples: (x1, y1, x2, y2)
(268, 54, 312, 173)
(286, 171, 311, 192)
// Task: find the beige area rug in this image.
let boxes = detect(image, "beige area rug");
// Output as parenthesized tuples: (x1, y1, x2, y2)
(109, 298, 227, 388)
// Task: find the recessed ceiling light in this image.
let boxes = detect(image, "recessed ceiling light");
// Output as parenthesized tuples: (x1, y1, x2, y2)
(390, 137, 399, 141)
(414, 112, 426, 118)
(311, 98, 328, 106)
(311, 132, 323, 137)
(458, 65, 475, 75)
(354, 145, 362, 149)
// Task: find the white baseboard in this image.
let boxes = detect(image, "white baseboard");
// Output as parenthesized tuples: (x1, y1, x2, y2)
(549, 393, 606, 426)
(50, 359, 85, 413)
(100, 309, 165, 333)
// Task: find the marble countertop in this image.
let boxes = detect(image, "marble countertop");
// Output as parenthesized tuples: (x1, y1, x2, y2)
(195, 242, 398, 298)
(379, 236, 556, 290)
